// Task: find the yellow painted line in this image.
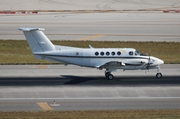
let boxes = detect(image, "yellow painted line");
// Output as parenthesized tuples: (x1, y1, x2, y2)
(37, 102, 53, 110)
(38, 65, 47, 69)
(79, 34, 103, 41)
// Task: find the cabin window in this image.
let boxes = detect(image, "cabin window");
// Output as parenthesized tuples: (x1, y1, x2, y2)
(111, 52, 115, 56)
(100, 52, 104, 56)
(117, 51, 121, 55)
(129, 51, 133, 55)
(95, 52, 99, 56)
(76, 52, 79, 55)
(106, 52, 110, 56)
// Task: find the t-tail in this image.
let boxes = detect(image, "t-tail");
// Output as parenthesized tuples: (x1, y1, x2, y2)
(19, 27, 55, 59)
(19, 27, 55, 52)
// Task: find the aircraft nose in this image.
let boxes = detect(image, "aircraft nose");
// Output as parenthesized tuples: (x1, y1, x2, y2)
(158, 59, 164, 65)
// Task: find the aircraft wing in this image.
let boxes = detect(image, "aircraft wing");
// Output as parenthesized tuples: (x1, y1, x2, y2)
(97, 61, 125, 69)
(97, 61, 146, 69)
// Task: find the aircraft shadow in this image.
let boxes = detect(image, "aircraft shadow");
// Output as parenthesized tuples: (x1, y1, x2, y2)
(0, 75, 180, 86)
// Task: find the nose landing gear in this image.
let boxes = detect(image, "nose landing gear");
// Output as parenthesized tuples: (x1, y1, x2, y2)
(156, 73, 162, 79)
(156, 66, 162, 79)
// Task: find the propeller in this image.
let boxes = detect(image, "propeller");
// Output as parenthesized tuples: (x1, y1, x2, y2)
(146, 49, 153, 70)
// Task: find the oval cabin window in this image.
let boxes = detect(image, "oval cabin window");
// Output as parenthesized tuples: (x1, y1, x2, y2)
(111, 52, 115, 56)
(95, 52, 99, 56)
(106, 52, 110, 56)
(100, 52, 104, 56)
(117, 51, 121, 55)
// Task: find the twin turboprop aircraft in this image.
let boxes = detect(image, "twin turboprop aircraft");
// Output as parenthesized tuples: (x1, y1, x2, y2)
(19, 27, 164, 80)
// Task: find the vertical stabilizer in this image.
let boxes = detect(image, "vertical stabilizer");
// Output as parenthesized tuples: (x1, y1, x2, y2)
(19, 27, 55, 53)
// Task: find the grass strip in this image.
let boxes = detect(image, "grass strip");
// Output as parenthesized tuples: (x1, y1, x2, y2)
(0, 40, 180, 64)
(0, 110, 180, 119)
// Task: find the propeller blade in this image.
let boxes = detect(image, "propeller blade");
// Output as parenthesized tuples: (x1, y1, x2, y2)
(146, 49, 153, 70)
(148, 49, 150, 61)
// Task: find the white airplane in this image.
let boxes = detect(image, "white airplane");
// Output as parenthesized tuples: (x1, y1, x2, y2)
(19, 27, 164, 80)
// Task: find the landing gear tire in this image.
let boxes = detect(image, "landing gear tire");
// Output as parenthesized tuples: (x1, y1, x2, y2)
(105, 71, 114, 80)
(156, 73, 162, 79)
(105, 72, 110, 78)
(107, 74, 114, 80)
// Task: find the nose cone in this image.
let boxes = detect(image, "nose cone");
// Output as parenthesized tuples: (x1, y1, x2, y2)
(158, 59, 164, 65)
(151, 56, 164, 65)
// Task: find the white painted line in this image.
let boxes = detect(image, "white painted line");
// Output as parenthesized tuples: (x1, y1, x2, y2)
(50, 104, 60, 107)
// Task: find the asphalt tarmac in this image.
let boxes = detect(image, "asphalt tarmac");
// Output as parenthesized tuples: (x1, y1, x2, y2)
(0, 65, 180, 111)
(0, 0, 180, 42)
(1, 0, 179, 10)
(1, 12, 180, 42)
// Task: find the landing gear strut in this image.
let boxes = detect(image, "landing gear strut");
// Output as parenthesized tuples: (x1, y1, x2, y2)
(105, 72, 114, 80)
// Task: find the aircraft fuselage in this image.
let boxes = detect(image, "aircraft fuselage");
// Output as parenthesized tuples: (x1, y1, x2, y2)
(34, 47, 164, 70)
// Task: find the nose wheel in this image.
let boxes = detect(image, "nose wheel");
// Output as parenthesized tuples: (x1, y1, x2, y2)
(156, 66, 162, 79)
(156, 73, 162, 79)
(105, 72, 114, 80)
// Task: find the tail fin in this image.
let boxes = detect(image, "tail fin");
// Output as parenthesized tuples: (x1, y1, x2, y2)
(19, 27, 55, 53)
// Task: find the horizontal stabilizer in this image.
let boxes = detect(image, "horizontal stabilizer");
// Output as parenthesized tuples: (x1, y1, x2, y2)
(18, 27, 45, 31)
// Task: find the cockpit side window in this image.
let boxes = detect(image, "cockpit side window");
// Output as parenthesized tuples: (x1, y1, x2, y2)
(135, 50, 147, 56)
(129, 51, 133, 55)
(135, 50, 140, 55)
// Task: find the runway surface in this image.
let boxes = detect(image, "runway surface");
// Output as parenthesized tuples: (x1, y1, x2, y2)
(0, 0, 180, 42)
(0, 64, 180, 111)
(1, 0, 180, 10)
(1, 13, 180, 42)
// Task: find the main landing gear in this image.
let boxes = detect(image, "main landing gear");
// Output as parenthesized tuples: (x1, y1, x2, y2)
(105, 72, 114, 80)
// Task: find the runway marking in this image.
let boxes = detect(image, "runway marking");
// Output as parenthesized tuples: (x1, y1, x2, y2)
(79, 34, 103, 41)
(38, 65, 48, 69)
(37, 102, 53, 110)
